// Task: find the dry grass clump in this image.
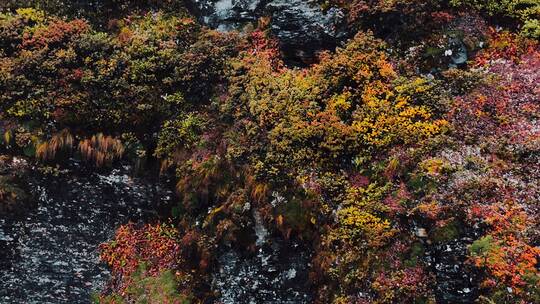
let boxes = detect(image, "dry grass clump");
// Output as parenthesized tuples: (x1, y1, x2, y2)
(36, 129, 74, 161)
(79, 133, 125, 167)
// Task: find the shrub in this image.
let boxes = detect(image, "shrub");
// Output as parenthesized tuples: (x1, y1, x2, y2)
(99, 222, 182, 292)
(449, 0, 540, 38)
(97, 267, 193, 304)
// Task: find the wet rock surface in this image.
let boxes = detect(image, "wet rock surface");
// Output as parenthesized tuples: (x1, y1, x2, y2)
(189, 0, 267, 31)
(0, 163, 172, 303)
(212, 211, 312, 303)
(267, 0, 346, 61)
(188, 0, 347, 62)
(0, 156, 32, 216)
(425, 237, 479, 304)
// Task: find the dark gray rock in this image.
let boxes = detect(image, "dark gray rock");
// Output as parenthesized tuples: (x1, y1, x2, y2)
(187, 0, 347, 63)
(0, 164, 172, 303)
(425, 237, 480, 304)
(266, 0, 346, 61)
(188, 0, 268, 31)
(448, 38, 468, 67)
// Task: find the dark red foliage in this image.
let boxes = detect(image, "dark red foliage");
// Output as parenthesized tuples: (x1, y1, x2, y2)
(22, 19, 89, 49)
(99, 222, 182, 291)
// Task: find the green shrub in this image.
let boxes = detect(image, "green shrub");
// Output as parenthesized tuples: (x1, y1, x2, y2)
(449, 0, 540, 38)
(97, 267, 192, 304)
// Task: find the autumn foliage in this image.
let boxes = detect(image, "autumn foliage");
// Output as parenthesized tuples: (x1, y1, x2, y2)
(100, 223, 182, 290)
(1, 2, 539, 304)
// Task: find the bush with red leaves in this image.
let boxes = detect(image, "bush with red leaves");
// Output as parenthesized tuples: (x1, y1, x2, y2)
(100, 222, 182, 292)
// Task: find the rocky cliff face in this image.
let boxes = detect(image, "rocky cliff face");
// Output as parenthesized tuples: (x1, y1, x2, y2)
(187, 0, 347, 63)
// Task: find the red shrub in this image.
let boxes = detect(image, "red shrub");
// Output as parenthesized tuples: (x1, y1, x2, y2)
(474, 29, 538, 66)
(22, 19, 89, 49)
(99, 222, 182, 291)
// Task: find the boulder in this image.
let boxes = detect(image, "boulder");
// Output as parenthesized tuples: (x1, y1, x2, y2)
(187, 0, 347, 63)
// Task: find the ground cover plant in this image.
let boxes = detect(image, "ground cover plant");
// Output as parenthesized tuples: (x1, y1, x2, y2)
(1, 1, 539, 303)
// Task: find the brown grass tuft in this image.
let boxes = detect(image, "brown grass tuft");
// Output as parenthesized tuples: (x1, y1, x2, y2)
(36, 129, 74, 161)
(78, 133, 124, 167)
